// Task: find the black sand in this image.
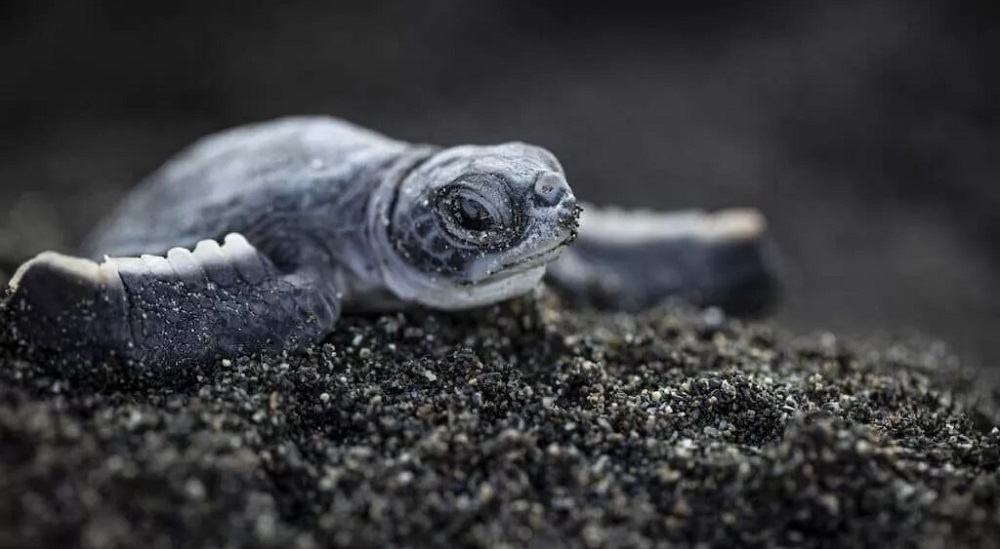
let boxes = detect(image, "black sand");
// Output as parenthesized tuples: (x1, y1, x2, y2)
(1, 290, 997, 549)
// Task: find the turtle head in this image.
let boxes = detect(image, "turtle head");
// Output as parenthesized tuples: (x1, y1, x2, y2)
(384, 142, 580, 309)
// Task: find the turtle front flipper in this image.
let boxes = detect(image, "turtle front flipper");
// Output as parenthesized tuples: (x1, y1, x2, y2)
(544, 205, 782, 317)
(4, 234, 341, 368)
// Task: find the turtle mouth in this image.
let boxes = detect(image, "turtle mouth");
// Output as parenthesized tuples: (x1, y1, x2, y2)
(456, 233, 572, 287)
(475, 229, 574, 282)
(500, 240, 570, 273)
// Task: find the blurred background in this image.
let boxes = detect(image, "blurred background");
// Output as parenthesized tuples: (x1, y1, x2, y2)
(0, 0, 996, 370)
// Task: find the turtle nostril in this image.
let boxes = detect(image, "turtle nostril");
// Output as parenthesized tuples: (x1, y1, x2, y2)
(534, 172, 569, 206)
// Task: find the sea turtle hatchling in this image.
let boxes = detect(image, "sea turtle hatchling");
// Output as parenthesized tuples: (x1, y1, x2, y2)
(3, 116, 779, 368)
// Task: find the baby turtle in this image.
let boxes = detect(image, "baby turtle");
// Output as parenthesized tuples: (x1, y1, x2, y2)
(4, 116, 778, 367)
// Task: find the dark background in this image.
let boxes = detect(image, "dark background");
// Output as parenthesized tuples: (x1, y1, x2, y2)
(1, 0, 997, 370)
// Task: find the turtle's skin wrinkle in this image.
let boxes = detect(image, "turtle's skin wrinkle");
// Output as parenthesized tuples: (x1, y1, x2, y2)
(4, 115, 780, 368)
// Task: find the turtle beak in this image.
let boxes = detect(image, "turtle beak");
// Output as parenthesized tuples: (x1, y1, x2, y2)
(531, 171, 579, 240)
(558, 203, 582, 243)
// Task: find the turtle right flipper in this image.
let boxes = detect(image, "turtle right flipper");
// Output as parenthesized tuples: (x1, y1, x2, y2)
(544, 205, 782, 316)
(5, 233, 341, 367)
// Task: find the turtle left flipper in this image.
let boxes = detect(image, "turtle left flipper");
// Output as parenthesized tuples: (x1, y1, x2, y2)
(544, 204, 782, 316)
(6, 233, 342, 367)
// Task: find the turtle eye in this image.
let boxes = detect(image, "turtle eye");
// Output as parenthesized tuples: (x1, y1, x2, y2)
(453, 195, 495, 231)
(437, 176, 516, 246)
